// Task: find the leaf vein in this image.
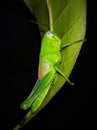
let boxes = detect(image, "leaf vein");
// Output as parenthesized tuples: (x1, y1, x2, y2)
(53, 0, 71, 26)
(62, 10, 84, 41)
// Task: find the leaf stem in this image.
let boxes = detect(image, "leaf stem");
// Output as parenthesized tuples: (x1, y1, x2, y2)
(46, 0, 53, 31)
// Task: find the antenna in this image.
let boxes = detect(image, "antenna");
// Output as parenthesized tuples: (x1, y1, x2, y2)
(29, 20, 48, 32)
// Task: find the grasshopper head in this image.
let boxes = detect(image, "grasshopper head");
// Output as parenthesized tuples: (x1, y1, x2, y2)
(45, 31, 61, 48)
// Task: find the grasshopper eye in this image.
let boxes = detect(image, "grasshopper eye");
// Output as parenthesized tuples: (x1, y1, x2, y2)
(46, 31, 53, 37)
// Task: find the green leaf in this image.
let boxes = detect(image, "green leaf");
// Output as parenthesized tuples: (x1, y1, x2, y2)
(13, 0, 86, 129)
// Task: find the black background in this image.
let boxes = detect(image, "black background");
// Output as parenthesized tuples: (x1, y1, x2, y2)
(0, 0, 96, 130)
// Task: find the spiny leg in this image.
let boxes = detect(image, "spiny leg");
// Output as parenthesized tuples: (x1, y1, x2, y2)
(55, 66, 74, 86)
(60, 39, 86, 50)
(58, 39, 86, 85)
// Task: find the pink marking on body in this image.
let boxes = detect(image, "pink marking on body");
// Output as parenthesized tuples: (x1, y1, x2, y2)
(38, 63, 50, 80)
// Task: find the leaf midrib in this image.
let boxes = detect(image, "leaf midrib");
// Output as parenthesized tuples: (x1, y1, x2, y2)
(46, 0, 53, 31)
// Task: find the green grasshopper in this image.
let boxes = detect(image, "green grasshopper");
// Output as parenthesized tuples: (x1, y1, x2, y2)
(13, 22, 84, 130)
(20, 31, 83, 112)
